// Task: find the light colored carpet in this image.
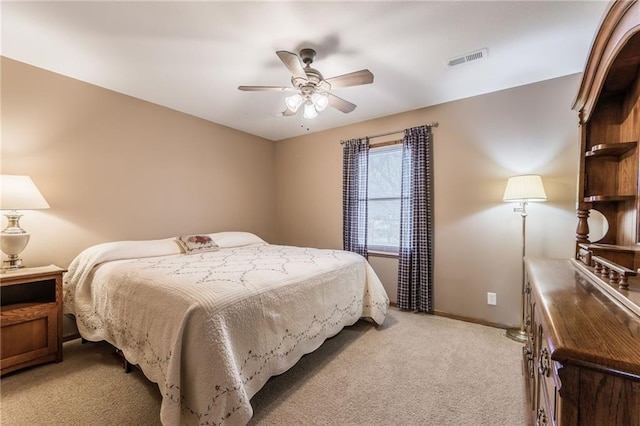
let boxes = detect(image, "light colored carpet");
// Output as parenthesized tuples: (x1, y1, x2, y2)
(1, 308, 526, 425)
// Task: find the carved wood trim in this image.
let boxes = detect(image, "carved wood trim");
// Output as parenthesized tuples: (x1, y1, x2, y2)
(592, 255, 636, 289)
(572, 0, 639, 123)
(576, 209, 591, 244)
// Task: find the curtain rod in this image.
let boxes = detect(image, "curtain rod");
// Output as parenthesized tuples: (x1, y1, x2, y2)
(340, 122, 438, 144)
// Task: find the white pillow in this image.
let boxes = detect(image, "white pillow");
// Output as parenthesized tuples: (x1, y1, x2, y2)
(208, 232, 267, 248)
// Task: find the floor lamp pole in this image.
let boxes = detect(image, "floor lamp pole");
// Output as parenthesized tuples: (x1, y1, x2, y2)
(506, 201, 528, 343)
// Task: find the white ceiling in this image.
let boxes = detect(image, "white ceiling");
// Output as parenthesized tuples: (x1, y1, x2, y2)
(2, 1, 609, 141)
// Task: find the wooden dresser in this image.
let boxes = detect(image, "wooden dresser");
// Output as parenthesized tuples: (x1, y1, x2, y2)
(522, 1, 640, 424)
(524, 258, 640, 426)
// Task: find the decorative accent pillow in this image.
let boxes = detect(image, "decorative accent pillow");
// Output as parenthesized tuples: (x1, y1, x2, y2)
(176, 235, 219, 254)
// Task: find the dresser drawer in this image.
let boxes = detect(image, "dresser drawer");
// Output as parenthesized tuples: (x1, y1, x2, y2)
(537, 335, 557, 426)
(531, 297, 561, 426)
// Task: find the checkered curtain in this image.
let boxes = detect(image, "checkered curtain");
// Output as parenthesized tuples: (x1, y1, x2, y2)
(342, 137, 370, 258)
(397, 125, 434, 312)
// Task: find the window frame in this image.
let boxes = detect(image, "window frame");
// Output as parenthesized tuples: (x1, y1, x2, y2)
(364, 143, 404, 255)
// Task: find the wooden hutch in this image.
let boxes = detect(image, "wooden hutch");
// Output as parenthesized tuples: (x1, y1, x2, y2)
(523, 1, 640, 425)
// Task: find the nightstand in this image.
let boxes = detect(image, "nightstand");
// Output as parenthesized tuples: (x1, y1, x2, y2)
(0, 265, 66, 375)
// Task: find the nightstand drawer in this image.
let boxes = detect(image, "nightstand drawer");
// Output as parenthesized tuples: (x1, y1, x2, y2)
(1, 302, 58, 362)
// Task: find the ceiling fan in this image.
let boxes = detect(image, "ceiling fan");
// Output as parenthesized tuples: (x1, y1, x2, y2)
(238, 48, 374, 119)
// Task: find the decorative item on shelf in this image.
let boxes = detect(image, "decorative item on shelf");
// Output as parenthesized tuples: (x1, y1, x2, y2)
(0, 175, 50, 270)
(503, 174, 547, 343)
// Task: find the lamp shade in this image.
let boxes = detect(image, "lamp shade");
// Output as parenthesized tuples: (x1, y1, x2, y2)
(303, 101, 318, 119)
(311, 92, 329, 111)
(503, 174, 547, 202)
(0, 175, 50, 210)
(285, 93, 304, 112)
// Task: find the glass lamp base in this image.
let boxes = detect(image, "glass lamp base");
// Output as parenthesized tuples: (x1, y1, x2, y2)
(2, 255, 25, 270)
(1, 213, 30, 270)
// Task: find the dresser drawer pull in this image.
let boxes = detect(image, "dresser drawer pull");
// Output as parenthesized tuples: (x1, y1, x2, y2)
(523, 347, 534, 378)
(536, 408, 547, 426)
(538, 348, 550, 377)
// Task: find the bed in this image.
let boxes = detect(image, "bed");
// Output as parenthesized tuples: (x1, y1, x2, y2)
(63, 232, 389, 426)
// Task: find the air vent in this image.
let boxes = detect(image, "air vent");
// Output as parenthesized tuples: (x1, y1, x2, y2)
(447, 48, 489, 67)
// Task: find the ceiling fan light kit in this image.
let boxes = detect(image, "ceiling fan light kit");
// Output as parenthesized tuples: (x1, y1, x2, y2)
(286, 92, 329, 118)
(285, 93, 304, 112)
(303, 101, 318, 119)
(239, 48, 374, 120)
(311, 93, 329, 111)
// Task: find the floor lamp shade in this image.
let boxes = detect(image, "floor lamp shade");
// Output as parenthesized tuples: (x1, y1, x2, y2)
(503, 174, 546, 343)
(503, 174, 547, 202)
(0, 175, 50, 269)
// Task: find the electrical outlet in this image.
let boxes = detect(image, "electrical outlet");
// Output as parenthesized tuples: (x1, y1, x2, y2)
(487, 292, 497, 305)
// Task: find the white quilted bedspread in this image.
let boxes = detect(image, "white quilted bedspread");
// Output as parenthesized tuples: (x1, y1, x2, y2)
(63, 236, 388, 426)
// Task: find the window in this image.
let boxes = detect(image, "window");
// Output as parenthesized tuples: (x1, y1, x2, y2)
(343, 125, 433, 311)
(366, 144, 403, 253)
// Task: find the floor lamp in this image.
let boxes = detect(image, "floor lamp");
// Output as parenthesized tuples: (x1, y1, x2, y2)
(503, 174, 547, 343)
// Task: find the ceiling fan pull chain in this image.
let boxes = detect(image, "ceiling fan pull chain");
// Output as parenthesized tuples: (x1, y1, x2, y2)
(299, 116, 311, 132)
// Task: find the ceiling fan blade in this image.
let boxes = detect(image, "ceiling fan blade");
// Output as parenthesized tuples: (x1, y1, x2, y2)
(238, 85, 295, 92)
(276, 51, 307, 80)
(325, 69, 374, 88)
(328, 93, 357, 113)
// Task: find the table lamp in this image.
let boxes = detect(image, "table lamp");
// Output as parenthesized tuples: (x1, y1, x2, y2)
(0, 175, 50, 270)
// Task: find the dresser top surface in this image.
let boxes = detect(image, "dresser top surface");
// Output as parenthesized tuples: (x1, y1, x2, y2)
(526, 258, 640, 377)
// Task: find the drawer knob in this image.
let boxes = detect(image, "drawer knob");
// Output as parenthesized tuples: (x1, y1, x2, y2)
(538, 347, 551, 377)
(536, 408, 547, 426)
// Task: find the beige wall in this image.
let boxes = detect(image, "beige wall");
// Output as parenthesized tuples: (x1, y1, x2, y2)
(2, 56, 581, 327)
(274, 74, 581, 327)
(1, 58, 276, 268)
